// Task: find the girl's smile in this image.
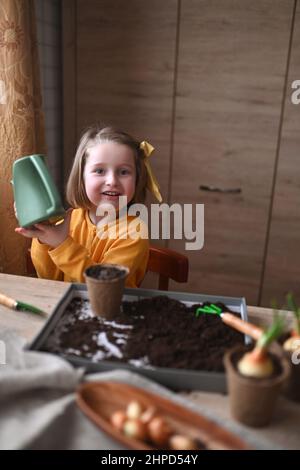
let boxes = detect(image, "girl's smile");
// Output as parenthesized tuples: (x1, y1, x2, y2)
(84, 141, 136, 222)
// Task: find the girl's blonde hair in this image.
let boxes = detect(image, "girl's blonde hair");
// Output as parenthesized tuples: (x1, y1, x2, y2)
(66, 126, 148, 208)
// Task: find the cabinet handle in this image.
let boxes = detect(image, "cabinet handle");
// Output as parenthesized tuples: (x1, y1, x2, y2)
(199, 185, 242, 194)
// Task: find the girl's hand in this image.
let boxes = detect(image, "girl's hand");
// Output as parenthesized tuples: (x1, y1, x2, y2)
(15, 209, 73, 248)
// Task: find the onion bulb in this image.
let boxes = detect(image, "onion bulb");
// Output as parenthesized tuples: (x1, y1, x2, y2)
(237, 350, 274, 378)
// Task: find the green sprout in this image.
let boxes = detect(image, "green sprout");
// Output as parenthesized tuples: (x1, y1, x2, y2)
(256, 313, 285, 351)
(286, 292, 300, 335)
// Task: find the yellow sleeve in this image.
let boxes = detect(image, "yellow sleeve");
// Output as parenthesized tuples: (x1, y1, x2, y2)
(31, 238, 63, 281)
(99, 215, 149, 287)
(100, 236, 149, 288)
(48, 236, 97, 282)
(49, 232, 149, 286)
(31, 211, 149, 286)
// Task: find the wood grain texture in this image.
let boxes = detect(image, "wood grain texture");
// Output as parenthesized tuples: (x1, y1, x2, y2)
(62, 0, 77, 182)
(261, 2, 300, 307)
(76, 0, 178, 203)
(0, 274, 69, 340)
(169, 0, 294, 304)
(146, 245, 189, 290)
(0, 273, 291, 341)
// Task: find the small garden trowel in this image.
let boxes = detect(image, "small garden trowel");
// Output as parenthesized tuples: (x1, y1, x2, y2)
(195, 303, 263, 340)
(0, 292, 44, 315)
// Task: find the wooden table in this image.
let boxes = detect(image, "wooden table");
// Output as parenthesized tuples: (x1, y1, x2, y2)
(0, 273, 290, 341)
(0, 273, 298, 449)
(0, 273, 70, 340)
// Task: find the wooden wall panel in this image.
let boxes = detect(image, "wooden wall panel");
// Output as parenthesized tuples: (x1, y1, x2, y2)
(62, 0, 77, 185)
(63, 0, 178, 289)
(76, 0, 178, 204)
(261, 1, 300, 307)
(169, 0, 294, 304)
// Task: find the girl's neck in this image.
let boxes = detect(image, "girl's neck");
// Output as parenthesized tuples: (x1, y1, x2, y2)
(87, 208, 123, 226)
(88, 210, 102, 226)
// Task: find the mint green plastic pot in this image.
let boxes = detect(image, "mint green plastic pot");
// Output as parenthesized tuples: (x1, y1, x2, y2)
(12, 154, 65, 227)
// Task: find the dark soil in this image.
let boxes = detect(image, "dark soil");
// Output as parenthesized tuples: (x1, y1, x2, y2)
(85, 265, 126, 280)
(43, 296, 244, 372)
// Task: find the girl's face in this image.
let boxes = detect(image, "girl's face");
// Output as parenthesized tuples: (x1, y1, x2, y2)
(84, 141, 136, 218)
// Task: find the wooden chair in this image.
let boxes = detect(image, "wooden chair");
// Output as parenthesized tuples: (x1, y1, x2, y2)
(147, 245, 189, 291)
(26, 248, 36, 277)
(26, 245, 189, 291)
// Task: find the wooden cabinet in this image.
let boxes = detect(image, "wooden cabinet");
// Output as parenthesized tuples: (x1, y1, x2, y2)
(63, 0, 178, 204)
(63, 0, 299, 305)
(169, 0, 294, 305)
(261, 3, 300, 306)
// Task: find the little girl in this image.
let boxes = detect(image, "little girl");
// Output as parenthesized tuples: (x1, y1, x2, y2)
(15, 126, 162, 288)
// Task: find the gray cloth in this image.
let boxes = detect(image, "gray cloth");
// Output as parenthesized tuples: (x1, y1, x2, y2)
(0, 330, 287, 450)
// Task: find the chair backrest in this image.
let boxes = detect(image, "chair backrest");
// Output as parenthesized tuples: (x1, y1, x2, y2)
(147, 245, 189, 291)
(27, 248, 36, 277)
(26, 245, 190, 291)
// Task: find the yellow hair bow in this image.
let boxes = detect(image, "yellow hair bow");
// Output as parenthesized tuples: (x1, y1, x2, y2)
(140, 140, 162, 203)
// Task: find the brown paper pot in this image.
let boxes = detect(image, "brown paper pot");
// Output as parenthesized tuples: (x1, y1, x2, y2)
(282, 351, 300, 403)
(84, 264, 129, 319)
(224, 345, 290, 428)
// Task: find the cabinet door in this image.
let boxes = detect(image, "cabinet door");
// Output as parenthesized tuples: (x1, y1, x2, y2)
(75, 0, 178, 204)
(261, 4, 300, 307)
(169, 0, 294, 304)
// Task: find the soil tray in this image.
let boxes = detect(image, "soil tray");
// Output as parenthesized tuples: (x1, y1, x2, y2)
(29, 285, 248, 393)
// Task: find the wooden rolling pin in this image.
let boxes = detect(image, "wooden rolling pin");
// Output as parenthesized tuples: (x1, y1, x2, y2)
(221, 312, 263, 340)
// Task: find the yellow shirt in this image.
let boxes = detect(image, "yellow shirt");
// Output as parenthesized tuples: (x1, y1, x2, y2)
(31, 208, 149, 288)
